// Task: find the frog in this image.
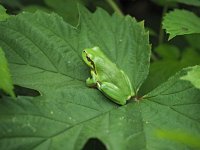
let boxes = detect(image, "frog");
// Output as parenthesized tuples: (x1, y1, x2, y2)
(82, 46, 135, 105)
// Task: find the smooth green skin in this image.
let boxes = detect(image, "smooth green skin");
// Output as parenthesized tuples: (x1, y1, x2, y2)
(82, 47, 135, 105)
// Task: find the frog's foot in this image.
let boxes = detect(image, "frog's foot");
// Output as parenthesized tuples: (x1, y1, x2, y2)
(86, 70, 98, 87)
(86, 77, 97, 87)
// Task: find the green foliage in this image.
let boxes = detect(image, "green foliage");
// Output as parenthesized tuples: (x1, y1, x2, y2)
(156, 130, 200, 148)
(171, 0, 200, 6)
(0, 0, 23, 8)
(0, 2, 200, 150)
(140, 45, 200, 95)
(151, 0, 177, 7)
(185, 34, 200, 50)
(0, 5, 9, 21)
(43, 0, 82, 25)
(143, 66, 200, 149)
(154, 44, 180, 60)
(152, 0, 200, 6)
(181, 66, 200, 89)
(22, 5, 51, 13)
(0, 47, 15, 97)
(3, 0, 115, 26)
(163, 9, 200, 40)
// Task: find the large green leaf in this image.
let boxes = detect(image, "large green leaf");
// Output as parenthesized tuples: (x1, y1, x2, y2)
(163, 9, 200, 40)
(0, 7, 152, 149)
(0, 47, 15, 97)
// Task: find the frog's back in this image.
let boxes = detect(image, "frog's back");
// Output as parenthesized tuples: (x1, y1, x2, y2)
(95, 57, 121, 81)
(96, 58, 133, 98)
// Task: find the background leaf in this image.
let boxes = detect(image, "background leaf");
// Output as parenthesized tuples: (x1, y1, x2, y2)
(0, 5, 9, 21)
(163, 9, 200, 40)
(139, 45, 200, 95)
(181, 65, 200, 89)
(0, 0, 23, 8)
(43, 0, 82, 26)
(156, 130, 200, 149)
(142, 66, 200, 149)
(152, 0, 200, 6)
(170, 0, 200, 6)
(154, 44, 180, 60)
(0, 47, 15, 97)
(185, 34, 200, 51)
(22, 5, 51, 13)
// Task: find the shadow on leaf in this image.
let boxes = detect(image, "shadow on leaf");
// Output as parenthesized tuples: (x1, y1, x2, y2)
(82, 138, 107, 150)
(14, 85, 40, 97)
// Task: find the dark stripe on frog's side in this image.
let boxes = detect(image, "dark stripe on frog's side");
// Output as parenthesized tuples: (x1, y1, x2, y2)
(86, 55, 97, 74)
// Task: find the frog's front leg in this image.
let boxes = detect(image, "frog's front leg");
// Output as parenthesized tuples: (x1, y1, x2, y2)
(86, 70, 97, 87)
(97, 82, 127, 105)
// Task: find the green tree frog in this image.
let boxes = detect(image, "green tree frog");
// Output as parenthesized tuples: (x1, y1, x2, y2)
(82, 46, 135, 105)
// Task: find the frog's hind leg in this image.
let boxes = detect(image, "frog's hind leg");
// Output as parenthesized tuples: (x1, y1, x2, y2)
(86, 70, 97, 87)
(120, 70, 135, 96)
(97, 82, 126, 105)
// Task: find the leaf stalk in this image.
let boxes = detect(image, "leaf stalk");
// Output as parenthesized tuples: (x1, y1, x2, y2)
(158, 4, 168, 44)
(105, 0, 123, 16)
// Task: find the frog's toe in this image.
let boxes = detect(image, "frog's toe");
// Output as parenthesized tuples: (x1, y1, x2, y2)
(127, 95, 132, 100)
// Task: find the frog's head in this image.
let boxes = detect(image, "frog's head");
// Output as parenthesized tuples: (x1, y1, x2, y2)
(82, 46, 102, 69)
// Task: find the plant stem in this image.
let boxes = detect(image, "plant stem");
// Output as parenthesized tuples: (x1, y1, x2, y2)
(158, 4, 168, 44)
(105, 0, 123, 16)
